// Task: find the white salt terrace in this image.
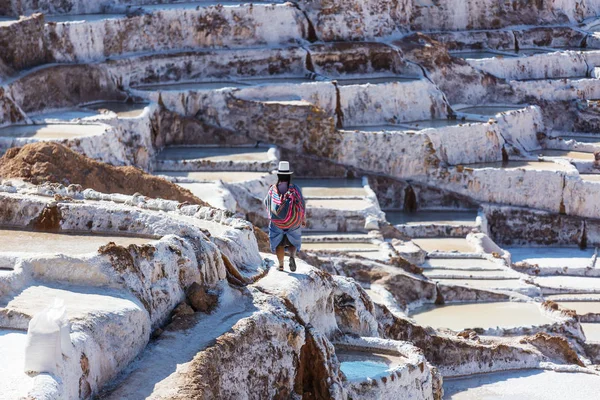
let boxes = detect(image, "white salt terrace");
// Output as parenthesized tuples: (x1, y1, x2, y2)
(538, 149, 595, 160)
(0, 330, 33, 399)
(410, 302, 554, 331)
(336, 348, 406, 381)
(0, 229, 150, 256)
(0, 124, 107, 139)
(156, 170, 268, 183)
(295, 178, 366, 198)
(0, 16, 18, 27)
(385, 210, 478, 226)
(0, 284, 142, 329)
(412, 238, 477, 253)
(509, 247, 596, 269)
(463, 160, 574, 172)
(156, 146, 272, 163)
(444, 369, 600, 400)
(561, 135, 600, 144)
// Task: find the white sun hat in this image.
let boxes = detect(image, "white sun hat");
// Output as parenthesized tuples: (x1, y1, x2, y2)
(276, 161, 293, 174)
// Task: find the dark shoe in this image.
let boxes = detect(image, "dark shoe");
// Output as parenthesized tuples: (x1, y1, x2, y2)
(289, 257, 296, 272)
(278, 265, 284, 271)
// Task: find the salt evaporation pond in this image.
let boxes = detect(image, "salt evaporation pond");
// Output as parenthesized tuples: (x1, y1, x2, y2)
(386, 210, 478, 226)
(464, 160, 574, 172)
(83, 102, 149, 118)
(456, 105, 524, 116)
(582, 323, 600, 342)
(295, 178, 366, 197)
(451, 51, 517, 60)
(410, 302, 553, 331)
(302, 241, 379, 250)
(335, 76, 419, 86)
(555, 301, 600, 315)
(538, 149, 595, 160)
(509, 247, 595, 269)
(580, 174, 600, 182)
(0, 124, 106, 139)
(422, 258, 501, 270)
(337, 348, 405, 381)
(0, 229, 150, 255)
(412, 238, 476, 253)
(157, 146, 271, 162)
(134, 81, 250, 91)
(306, 199, 372, 211)
(444, 369, 600, 400)
(399, 119, 481, 129)
(157, 170, 267, 183)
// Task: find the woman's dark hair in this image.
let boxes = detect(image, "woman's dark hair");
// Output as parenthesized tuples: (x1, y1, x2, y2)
(277, 174, 291, 183)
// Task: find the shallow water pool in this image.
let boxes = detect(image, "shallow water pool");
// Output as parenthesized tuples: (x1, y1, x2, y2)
(337, 349, 405, 381)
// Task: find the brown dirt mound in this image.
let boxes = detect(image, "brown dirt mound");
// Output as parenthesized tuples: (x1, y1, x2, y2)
(0, 142, 207, 205)
(253, 226, 271, 253)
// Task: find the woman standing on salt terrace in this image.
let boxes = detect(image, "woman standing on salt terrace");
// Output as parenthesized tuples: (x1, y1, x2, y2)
(264, 161, 306, 272)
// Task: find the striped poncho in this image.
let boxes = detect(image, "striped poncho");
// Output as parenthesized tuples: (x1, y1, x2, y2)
(264, 183, 305, 230)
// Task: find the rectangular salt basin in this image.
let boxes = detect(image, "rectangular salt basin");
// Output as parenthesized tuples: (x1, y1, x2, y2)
(580, 174, 600, 182)
(455, 105, 525, 116)
(83, 102, 148, 118)
(156, 171, 267, 183)
(45, 14, 124, 23)
(0, 330, 33, 399)
(582, 323, 600, 342)
(537, 149, 595, 160)
(302, 242, 380, 251)
(306, 199, 372, 211)
(134, 81, 250, 91)
(444, 369, 600, 400)
(341, 125, 406, 132)
(238, 77, 315, 85)
(451, 51, 517, 60)
(295, 179, 366, 197)
(175, 182, 231, 210)
(534, 276, 600, 291)
(422, 269, 517, 279)
(509, 247, 595, 268)
(463, 160, 574, 172)
(398, 119, 480, 129)
(412, 238, 476, 253)
(421, 258, 502, 270)
(336, 348, 406, 381)
(0, 124, 106, 139)
(434, 278, 527, 291)
(410, 302, 553, 331)
(555, 301, 600, 315)
(335, 77, 419, 86)
(157, 147, 271, 162)
(385, 210, 477, 226)
(0, 229, 149, 255)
